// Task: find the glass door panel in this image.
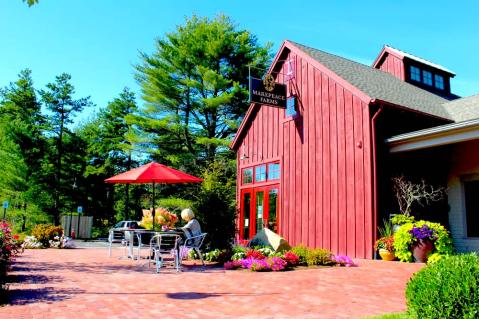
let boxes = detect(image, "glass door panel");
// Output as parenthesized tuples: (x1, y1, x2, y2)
(267, 188, 278, 232)
(255, 191, 264, 233)
(242, 192, 251, 239)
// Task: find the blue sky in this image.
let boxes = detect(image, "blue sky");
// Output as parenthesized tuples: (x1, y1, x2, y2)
(1, 0, 478, 125)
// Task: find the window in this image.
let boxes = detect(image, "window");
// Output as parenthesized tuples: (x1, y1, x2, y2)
(255, 165, 266, 182)
(242, 168, 253, 184)
(464, 180, 479, 237)
(435, 74, 444, 90)
(268, 163, 280, 180)
(422, 70, 433, 86)
(410, 66, 421, 82)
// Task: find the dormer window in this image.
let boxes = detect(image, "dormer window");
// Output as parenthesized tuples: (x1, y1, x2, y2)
(410, 66, 421, 82)
(435, 74, 444, 90)
(422, 70, 432, 86)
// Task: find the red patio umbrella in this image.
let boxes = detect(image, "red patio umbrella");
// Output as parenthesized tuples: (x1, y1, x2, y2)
(105, 162, 203, 230)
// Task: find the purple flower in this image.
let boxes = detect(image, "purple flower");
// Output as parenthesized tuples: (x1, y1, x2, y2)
(409, 224, 436, 241)
(268, 257, 287, 271)
(332, 255, 357, 267)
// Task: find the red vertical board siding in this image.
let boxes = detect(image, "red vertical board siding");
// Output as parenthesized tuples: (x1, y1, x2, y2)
(294, 57, 302, 246)
(301, 59, 309, 245)
(308, 64, 316, 248)
(353, 95, 365, 258)
(362, 102, 373, 258)
(236, 49, 374, 258)
(377, 53, 405, 80)
(314, 69, 323, 249)
(344, 90, 356, 257)
(336, 85, 347, 256)
(329, 78, 338, 254)
(321, 73, 331, 251)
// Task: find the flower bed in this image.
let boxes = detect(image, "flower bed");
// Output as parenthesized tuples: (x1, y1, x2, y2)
(0, 222, 22, 300)
(219, 244, 356, 272)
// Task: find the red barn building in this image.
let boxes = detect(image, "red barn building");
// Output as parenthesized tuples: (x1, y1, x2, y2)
(231, 40, 479, 258)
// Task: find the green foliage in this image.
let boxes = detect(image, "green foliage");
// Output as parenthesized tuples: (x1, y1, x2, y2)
(291, 244, 309, 265)
(291, 244, 335, 266)
(378, 218, 394, 238)
(390, 214, 415, 226)
(203, 248, 232, 264)
(30, 224, 63, 248)
(131, 14, 271, 165)
(193, 160, 236, 250)
(393, 220, 453, 262)
(305, 248, 335, 266)
(406, 254, 479, 319)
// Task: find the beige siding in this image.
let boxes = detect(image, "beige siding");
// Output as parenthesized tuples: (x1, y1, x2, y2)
(448, 140, 479, 253)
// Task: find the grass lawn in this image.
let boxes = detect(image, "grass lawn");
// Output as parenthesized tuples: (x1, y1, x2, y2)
(366, 313, 409, 319)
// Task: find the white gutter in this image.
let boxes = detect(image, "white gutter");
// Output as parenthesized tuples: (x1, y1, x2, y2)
(386, 118, 479, 153)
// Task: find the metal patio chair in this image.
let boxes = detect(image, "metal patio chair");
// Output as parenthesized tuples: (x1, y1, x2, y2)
(149, 233, 181, 273)
(108, 228, 128, 257)
(180, 233, 207, 269)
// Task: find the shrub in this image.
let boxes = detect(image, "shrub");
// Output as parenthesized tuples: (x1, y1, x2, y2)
(0, 222, 22, 298)
(406, 254, 479, 318)
(203, 248, 232, 264)
(306, 248, 335, 266)
(291, 244, 309, 265)
(193, 161, 236, 251)
(31, 224, 63, 248)
(394, 220, 453, 262)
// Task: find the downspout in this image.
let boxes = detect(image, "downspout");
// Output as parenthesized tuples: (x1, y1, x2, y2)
(371, 102, 383, 259)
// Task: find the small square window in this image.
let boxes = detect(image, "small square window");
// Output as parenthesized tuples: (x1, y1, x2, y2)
(422, 70, 432, 86)
(268, 163, 280, 180)
(435, 74, 444, 90)
(464, 180, 479, 237)
(242, 168, 253, 184)
(255, 165, 266, 182)
(410, 66, 421, 82)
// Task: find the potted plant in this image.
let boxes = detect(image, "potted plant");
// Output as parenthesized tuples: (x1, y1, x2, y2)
(375, 236, 396, 261)
(375, 219, 396, 261)
(390, 214, 415, 232)
(409, 224, 436, 263)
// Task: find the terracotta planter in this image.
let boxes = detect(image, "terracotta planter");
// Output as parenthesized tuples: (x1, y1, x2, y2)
(379, 249, 396, 261)
(412, 238, 434, 263)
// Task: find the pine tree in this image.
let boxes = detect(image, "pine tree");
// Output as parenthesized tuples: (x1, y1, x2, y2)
(131, 14, 271, 168)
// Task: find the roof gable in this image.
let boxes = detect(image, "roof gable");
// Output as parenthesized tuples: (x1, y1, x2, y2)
(231, 40, 461, 150)
(373, 45, 455, 76)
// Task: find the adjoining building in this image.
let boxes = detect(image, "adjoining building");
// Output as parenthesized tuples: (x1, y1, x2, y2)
(231, 40, 479, 258)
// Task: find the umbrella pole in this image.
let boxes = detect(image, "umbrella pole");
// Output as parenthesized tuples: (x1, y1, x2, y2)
(152, 181, 155, 231)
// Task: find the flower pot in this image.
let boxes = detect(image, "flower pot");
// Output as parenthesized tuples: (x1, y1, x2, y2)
(412, 238, 434, 263)
(378, 249, 396, 261)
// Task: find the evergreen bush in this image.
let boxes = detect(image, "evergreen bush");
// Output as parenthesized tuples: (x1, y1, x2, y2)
(406, 254, 479, 318)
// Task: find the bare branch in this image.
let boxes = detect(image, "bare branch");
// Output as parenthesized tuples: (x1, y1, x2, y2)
(392, 175, 447, 216)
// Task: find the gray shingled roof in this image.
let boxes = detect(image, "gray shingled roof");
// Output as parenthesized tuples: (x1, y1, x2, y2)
(290, 41, 457, 120)
(443, 94, 479, 122)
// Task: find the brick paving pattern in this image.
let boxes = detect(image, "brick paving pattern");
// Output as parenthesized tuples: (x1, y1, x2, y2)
(1, 248, 423, 319)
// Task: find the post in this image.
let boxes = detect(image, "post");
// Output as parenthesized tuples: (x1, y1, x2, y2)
(2, 201, 9, 220)
(77, 206, 82, 238)
(152, 181, 156, 231)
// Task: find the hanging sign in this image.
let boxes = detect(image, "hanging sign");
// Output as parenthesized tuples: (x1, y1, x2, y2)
(249, 74, 287, 109)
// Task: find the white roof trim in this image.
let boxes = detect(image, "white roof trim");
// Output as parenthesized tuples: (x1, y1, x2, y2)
(387, 118, 479, 153)
(386, 45, 455, 75)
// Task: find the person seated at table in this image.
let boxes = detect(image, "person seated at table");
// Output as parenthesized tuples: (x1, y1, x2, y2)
(180, 208, 202, 242)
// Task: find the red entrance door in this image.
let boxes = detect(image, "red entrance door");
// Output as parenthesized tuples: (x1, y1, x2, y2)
(240, 185, 279, 240)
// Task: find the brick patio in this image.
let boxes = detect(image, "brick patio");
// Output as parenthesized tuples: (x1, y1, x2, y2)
(0, 248, 423, 319)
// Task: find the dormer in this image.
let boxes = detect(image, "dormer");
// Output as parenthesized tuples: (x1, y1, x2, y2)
(372, 45, 455, 97)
